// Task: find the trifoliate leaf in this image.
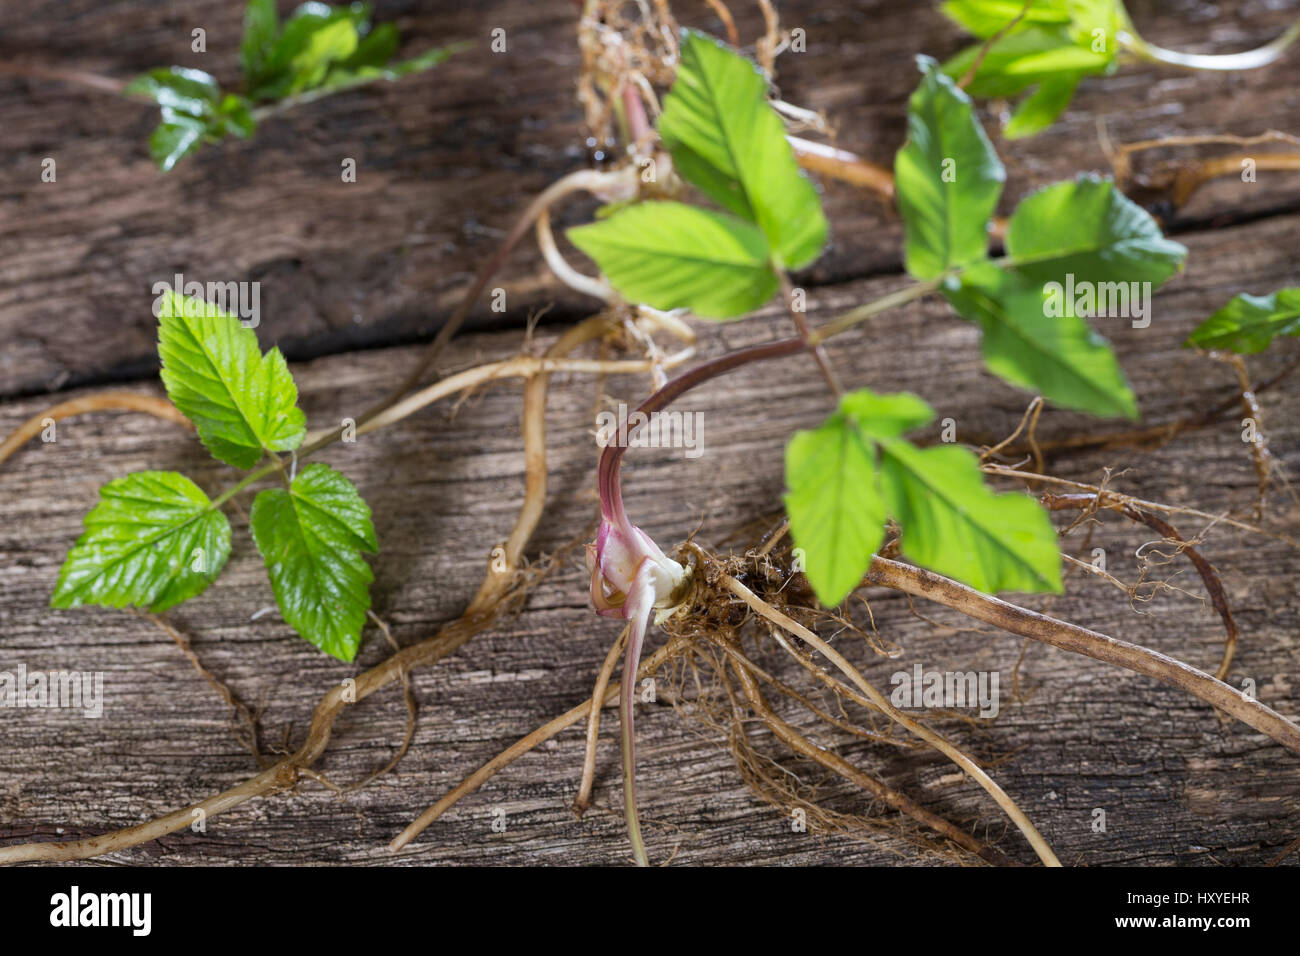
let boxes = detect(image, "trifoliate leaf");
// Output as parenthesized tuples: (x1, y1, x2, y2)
(894, 56, 1005, 279)
(879, 440, 1063, 594)
(138, 3, 452, 169)
(250, 464, 378, 662)
(784, 387, 1062, 605)
(1004, 176, 1187, 288)
(127, 66, 231, 171)
(568, 201, 778, 318)
(1185, 289, 1300, 354)
(52, 471, 231, 614)
(658, 29, 827, 269)
(128, 67, 256, 170)
(938, 6, 1115, 139)
(944, 263, 1138, 419)
(157, 291, 306, 469)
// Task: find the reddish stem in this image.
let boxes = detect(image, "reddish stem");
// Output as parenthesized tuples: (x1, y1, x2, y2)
(597, 337, 803, 531)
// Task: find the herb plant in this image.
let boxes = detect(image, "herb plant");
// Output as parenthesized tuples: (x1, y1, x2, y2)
(6, 1, 1298, 870)
(126, 0, 455, 170)
(567, 31, 1191, 862)
(940, 0, 1300, 138)
(52, 292, 378, 663)
(572, 36, 1185, 611)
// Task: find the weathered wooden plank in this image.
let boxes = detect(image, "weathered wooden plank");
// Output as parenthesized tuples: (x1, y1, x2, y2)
(2, 0, 1300, 396)
(1, 206, 1297, 865)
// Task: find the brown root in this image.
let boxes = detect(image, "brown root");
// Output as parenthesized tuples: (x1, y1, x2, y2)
(0, 391, 190, 466)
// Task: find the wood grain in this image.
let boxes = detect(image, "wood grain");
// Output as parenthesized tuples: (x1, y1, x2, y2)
(0, 0, 1298, 866)
(2, 0, 1299, 394)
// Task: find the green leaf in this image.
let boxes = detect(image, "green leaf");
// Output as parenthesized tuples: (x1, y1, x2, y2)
(658, 29, 827, 269)
(158, 291, 307, 469)
(783, 406, 889, 607)
(568, 201, 778, 318)
(939, 1, 1117, 137)
(218, 94, 257, 138)
(879, 440, 1062, 594)
(127, 67, 234, 170)
(1003, 71, 1080, 138)
(251, 2, 369, 99)
(940, 0, 1071, 38)
(838, 389, 935, 440)
(240, 0, 280, 86)
(125, 66, 221, 117)
(52, 471, 231, 614)
(148, 117, 209, 172)
(289, 16, 359, 90)
(1065, 0, 1123, 44)
(250, 464, 378, 662)
(784, 387, 1062, 603)
(1004, 176, 1187, 287)
(318, 44, 454, 91)
(244, 4, 454, 100)
(136, 4, 450, 170)
(1185, 289, 1300, 354)
(339, 21, 399, 69)
(944, 264, 1138, 419)
(894, 56, 1005, 280)
(943, 27, 1112, 99)
(378, 44, 455, 78)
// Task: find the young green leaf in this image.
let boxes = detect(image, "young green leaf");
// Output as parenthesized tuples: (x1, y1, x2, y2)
(568, 201, 778, 319)
(658, 29, 827, 269)
(944, 263, 1138, 419)
(52, 471, 231, 614)
(158, 291, 306, 469)
(784, 388, 1062, 605)
(783, 408, 889, 608)
(944, 26, 1112, 99)
(939, 0, 1116, 139)
(148, 117, 209, 172)
(250, 464, 378, 662)
(317, 44, 457, 92)
(125, 66, 222, 117)
(1064, 0, 1124, 45)
(218, 94, 257, 139)
(127, 67, 257, 170)
(249, 2, 368, 99)
(894, 56, 1005, 279)
(1185, 289, 1300, 354)
(940, 0, 1071, 38)
(136, 2, 453, 170)
(1002, 72, 1081, 139)
(837, 390, 935, 439)
(240, 0, 280, 87)
(879, 440, 1063, 594)
(127, 67, 226, 171)
(287, 16, 361, 92)
(1004, 176, 1187, 287)
(339, 21, 399, 70)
